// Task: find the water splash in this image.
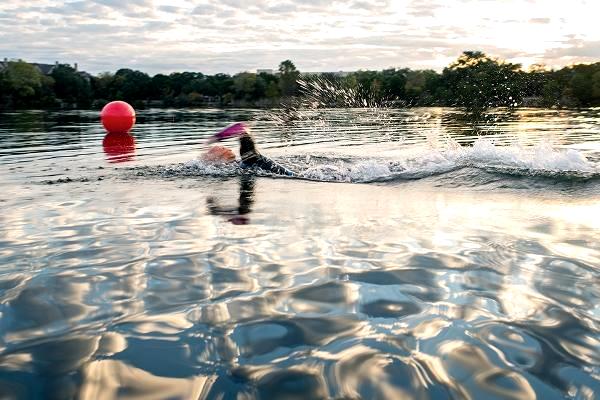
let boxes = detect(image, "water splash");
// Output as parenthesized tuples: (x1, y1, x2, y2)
(126, 139, 600, 186)
(259, 76, 397, 134)
(297, 76, 390, 109)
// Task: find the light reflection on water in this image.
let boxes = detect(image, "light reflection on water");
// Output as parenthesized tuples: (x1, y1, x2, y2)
(0, 108, 599, 399)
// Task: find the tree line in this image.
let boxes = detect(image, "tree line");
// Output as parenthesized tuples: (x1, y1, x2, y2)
(1, 52, 599, 110)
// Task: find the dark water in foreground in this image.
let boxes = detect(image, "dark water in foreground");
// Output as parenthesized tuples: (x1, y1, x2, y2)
(0, 108, 599, 399)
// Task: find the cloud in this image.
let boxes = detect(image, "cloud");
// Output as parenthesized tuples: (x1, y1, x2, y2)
(264, 3, 298, 14)
(157, 5, 183, 13)
(406, 0, 442, 17)
(350, 1, 390, 11)
(529, 17, 550, 24)
(0, 0, 597, 75)
(544, 39, 600, 60)
(92, 0, 153, 9)
(191, 4, 220, 16)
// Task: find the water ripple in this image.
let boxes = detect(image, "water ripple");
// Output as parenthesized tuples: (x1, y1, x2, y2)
(0, 109, 599, 399)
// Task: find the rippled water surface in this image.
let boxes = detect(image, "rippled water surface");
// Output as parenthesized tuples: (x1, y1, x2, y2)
(0, 108, 599, 399)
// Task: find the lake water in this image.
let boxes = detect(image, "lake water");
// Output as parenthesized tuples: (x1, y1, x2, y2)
(0, 107, 599, 399)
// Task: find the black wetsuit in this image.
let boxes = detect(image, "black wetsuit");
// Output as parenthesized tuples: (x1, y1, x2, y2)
(238, 134, 295, 177)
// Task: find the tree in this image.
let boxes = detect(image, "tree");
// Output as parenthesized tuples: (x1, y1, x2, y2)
(150, 74, 172, 99)
(233, 72, 257, 100)
(92, 72, 114, 100)
(565, 63, 600, 106)
(265, 81, 280, 99)
(207, 73, 234, 98)
(278, 60, 300, 97)
(592, 70, 600, 101)
(182, 73, 206, 95)
(352, 70, 385, 106)
(441, 51, 525, 108)
(570, 73, 592, 105)
(253, 74, 269, 99)
(405, 69, 439, 105)
(541, 80, 562, 107)
(1, 61, 44, 100)
(381, 68, 407, 99)
(5, 52, 600, 110)
(112, 69, 152, 102)
(0, 61, 58, 108)
(51, 64, 92, 106)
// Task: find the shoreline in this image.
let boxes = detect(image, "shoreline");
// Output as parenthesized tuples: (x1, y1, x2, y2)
(1, 104, 597, 112)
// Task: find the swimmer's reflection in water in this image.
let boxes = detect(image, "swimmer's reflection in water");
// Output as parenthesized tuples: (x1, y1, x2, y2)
(207, 175, 255, 225)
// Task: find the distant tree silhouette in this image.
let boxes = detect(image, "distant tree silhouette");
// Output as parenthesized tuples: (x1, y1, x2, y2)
(278, 60, 300, 97)
(440, 51, 525, 108)
(2, 53, 600, 110)
(0, 61, 54, 107)
(51, 64, 92, 107)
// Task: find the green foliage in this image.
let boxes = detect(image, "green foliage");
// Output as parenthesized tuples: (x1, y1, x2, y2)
(278, 60, 300, 97)
(592, 71, 600, 99)
(353, 70, 381, 98)
(51, 64, 92, 107)
(541, 80, 562, 107)
(150, 74, 171, 98)
(566, 63, 600, 105)
(3, 61, 43, 98)
(265, 81, 280, 98)
(2, 54, 600, 110)
(381, 68, 407, 99)
(112, 69, 152, 103)
(233, 72, 257, 100)
(441, 51, 524, 108)
(0, 61, 46, 107)
(404, 69, 439, 105)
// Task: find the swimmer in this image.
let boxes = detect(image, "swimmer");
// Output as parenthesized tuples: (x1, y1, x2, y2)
(203, 123, 295, 176)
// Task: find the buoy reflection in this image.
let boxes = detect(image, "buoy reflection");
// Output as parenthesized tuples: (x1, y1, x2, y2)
(102, 132, 136, 163)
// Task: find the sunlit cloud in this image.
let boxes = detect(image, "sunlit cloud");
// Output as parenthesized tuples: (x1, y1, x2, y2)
(0, 0, 598, 74)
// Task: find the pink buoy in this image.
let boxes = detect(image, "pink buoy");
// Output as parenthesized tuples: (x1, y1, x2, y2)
(100, 101, 136, 134)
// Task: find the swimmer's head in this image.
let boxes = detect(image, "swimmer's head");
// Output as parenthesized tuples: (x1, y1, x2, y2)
(208, 122, 248, 143)
(202, 145, 236, 163)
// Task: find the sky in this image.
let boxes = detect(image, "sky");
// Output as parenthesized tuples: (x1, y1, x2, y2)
(0, 0, 599, 75)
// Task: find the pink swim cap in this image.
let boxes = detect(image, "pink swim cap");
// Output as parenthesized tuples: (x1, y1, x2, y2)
(211, 122, 248, 142)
